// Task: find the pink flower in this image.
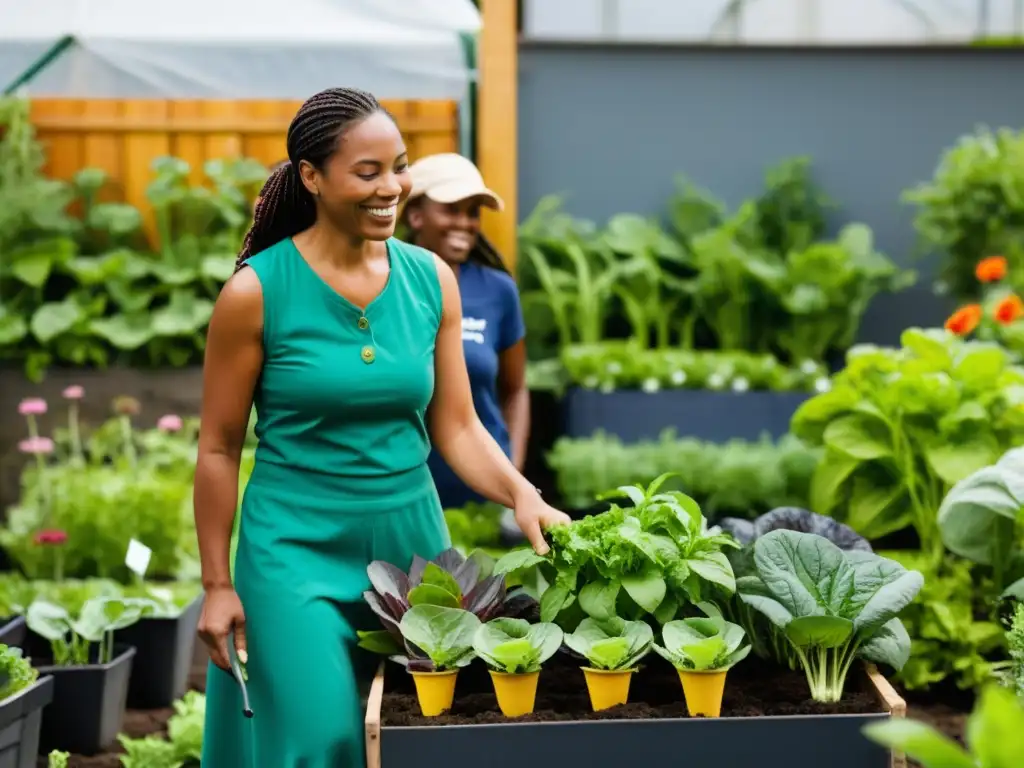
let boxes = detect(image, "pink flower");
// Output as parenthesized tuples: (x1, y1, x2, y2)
(18, 437, 54, 455)
(18, 398, 47, 415)
(33, 529, 68, 546)
(62, 385, 84, 400)
(157, 414, 183, 432)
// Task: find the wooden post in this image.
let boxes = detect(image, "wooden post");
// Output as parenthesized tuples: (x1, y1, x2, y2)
(477, 0, 518, 274)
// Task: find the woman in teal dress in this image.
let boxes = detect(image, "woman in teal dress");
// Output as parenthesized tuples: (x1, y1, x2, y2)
(195, 87, 569, 767)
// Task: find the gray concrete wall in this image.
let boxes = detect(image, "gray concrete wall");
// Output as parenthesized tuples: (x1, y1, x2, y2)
(517, 44, 1024, 344)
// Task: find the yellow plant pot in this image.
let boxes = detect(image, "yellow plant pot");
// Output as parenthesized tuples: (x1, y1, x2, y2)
(489, 670, 540, 717)
(581, 667, 634, 711)
(410, 669, 459, 717)
(677, 668, 728, 718)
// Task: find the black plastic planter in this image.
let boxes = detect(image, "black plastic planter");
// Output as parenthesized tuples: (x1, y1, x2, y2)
(118, 593, 204, 708)
(365, 663, 907, 768)
(0, 618, 26, 650)
(35, 645, 136, 756)
(0, 676, 54, 768)
(563, 388, 811, 442)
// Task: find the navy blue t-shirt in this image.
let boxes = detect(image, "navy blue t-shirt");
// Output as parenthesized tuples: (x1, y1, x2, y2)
(428, 261, 525, 509)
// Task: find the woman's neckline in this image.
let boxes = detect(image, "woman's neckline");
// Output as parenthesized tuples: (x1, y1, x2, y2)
(286, 236, 394, 317)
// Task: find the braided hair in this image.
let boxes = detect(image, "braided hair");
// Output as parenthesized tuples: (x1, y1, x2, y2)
(236, 87, 388, 270)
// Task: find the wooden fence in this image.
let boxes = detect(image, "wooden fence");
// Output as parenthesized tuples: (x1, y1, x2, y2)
(30, 98, 460, 236)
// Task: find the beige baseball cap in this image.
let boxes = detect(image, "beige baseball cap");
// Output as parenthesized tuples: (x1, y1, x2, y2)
(408, 153, 504, 211)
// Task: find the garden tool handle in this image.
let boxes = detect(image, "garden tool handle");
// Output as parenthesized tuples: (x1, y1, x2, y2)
(226, 627, 254, 718)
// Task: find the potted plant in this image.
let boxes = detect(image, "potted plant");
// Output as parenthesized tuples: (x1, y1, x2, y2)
(3, 393, 203, 709)
(564, 617, 653, 711)
(472, 617, 562, 717)
(0, 643, 54, 765)
(26, 595, 148, 754)
(398, 604, 480, 717)
(117, 580, 204, 708)
(653, 602, 750, 717)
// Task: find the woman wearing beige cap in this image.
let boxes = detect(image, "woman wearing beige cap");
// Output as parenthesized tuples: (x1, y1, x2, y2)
(403, 153, 530, 518)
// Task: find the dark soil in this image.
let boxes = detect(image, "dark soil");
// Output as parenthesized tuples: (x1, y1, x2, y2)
(900, 684, 972, 768)
(381, 650, 883, 727)
(35, 663, 208, 768)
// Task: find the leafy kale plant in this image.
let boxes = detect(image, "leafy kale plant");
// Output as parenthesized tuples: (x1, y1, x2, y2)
(564, 617, 653, 671)
(26, 596, 152, 665)
(737, 530, 923, 702)
(654, 602, 750, 672)
(472, 618, 563, 675)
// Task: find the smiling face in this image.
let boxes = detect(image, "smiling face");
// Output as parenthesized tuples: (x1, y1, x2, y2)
(297, 111, 412, 241)
(406, 196, 486, 264)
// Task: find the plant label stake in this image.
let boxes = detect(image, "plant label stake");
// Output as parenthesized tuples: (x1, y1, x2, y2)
(226, 628, 254, 719)
(124, 539, 152, 579)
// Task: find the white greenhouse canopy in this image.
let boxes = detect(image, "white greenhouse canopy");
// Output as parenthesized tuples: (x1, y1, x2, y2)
(0, 0, 480, 100)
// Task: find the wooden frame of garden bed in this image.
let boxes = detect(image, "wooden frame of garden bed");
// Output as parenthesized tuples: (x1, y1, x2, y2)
(364, 662, 907, 768)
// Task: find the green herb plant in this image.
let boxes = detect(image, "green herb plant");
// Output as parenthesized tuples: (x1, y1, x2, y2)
(792, 327, 1024, 559)
(472, 618, 563, 675)
(26, 596, 152, 666)
(546, 430, 820, 515)
(117, 690, 205, 767)
(0, 644, 39, 701)
(737, 530, 923, 703)
(47, 752, 70, 768)
(495, 474, 738, 631)
(903, 125, 1024, 301)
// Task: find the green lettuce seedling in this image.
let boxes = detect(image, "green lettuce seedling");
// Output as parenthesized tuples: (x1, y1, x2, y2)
(473, 618, 563, 674)
(654, 602, 751, 671)
(564, 617, 653, 671)
(398, 605, 481, 672)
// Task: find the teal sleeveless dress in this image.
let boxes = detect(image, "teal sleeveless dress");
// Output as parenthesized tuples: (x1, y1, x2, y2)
(202, 237, 452, 767)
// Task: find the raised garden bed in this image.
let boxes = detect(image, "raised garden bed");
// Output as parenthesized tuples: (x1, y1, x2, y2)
(0, 675, 53, 768)
(118, 593, 204, 709)
(562, 388, 810, 442)
(364, 653, 907, 768)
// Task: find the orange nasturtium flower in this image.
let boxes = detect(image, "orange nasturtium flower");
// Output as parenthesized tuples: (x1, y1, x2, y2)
(976, 255, 1008, 283)
(945, 304, 983, 336)
(994, 294, 1024, 325)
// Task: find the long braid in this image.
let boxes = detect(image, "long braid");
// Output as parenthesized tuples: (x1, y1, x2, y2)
(235, 87, 388, 270)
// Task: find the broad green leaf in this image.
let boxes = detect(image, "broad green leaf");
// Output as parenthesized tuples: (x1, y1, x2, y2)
(539, 583, 571, 622)
(844, 480, 912, 540)
(823, 415, 892, 460)
(356, 630, 403, 656)
(810, 451, 860, 515)
(863, 717, 974, 768)
(493, 548, 547, 575)
(966, 685, 1024, 767)
(89, 315, 155, 350)
(0, 310, 28, 345)
(925, 439, 1001, 486)
(399, 605, 480, 671)
(687, 551, 736, 594)
(859, 618, 912, 671)
(579, 579, 620, 620)
(419, 563, 463, 604)
(30, 300, 82, 343)
(11, 251, 53, 287)
(621, 568, 666, 613)
(407, 583, 461, 609)
(786, 615, 854, 648)
(938, 464, 1022, 566)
